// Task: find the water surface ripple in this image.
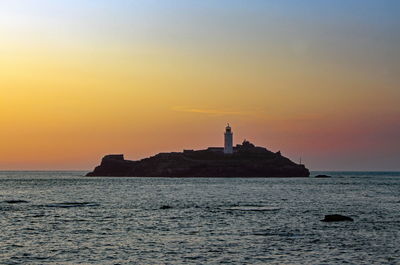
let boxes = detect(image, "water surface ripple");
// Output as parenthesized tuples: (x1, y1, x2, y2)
(0, 171, 399, 264)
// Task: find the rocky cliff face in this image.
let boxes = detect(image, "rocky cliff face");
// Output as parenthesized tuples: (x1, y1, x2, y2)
(87, 143, 310, 177)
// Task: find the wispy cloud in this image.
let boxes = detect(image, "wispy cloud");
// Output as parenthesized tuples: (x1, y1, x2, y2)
(171, 106, 323, 122)
(172, 106, 264, 116)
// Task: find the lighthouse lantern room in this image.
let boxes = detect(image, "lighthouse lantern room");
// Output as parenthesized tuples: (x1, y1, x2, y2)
(224, 124, 233, 154)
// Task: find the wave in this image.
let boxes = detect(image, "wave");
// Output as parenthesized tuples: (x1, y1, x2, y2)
(43, 202, 100, 208)
(3, 200, 29, 204)
(224, 205, 280, 212)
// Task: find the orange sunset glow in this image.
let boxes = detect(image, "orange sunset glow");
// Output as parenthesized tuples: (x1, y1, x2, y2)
(1, 1, 399, 170)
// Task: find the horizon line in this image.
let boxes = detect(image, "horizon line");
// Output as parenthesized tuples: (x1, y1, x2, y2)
(1, 169, 400, 172)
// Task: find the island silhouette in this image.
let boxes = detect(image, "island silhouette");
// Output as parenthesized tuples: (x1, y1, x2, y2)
(87, 125, 309, 177)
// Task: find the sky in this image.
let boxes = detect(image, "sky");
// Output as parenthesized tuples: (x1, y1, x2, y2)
(0, 0, 399, 171)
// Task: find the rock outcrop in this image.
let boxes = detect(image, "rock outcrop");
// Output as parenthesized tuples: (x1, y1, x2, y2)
(86, 141, 310, 178)
(315, 174, 332, 178)
(321, 214, 354, 222)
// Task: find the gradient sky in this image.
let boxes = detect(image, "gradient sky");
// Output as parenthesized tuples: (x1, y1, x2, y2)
(1, 0, 399, 170)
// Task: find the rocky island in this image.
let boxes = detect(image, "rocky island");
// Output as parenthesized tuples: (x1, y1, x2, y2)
(87, 125, 309, 178)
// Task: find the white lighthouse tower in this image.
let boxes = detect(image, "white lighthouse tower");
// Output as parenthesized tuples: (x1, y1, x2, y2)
(224, 124, 233, 154)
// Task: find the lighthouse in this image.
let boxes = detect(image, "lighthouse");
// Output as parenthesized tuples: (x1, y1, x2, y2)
(224, 124, 233, 154)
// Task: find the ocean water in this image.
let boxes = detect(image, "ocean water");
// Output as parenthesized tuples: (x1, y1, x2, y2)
(0, 171, 399, 265)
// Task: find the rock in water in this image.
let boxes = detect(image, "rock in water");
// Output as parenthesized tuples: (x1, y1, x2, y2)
(321, 214, 354, 222)
(86, 141, 310, 178)
(315, 174, 332, 178)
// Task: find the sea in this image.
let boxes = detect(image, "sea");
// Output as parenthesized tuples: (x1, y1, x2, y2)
(0, 171, 399, 265)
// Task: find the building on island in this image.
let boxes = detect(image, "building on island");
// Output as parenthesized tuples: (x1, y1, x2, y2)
(186, 124, 236, 154)
(224, 124, 233, 154)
